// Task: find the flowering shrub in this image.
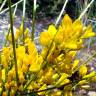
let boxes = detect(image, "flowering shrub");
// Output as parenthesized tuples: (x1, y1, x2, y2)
(0, 14, 96, 96)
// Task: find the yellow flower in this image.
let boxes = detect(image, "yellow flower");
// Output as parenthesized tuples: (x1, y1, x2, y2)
(56, 54, 64, 62)
(83, 71, 96, 79)
(27, 41, 43, 72)
(1, 55, 8, 67)
(0, 14, 95, 96)
(40, 25, 57, 46)
(82, 25, 96, 38)
(8, 33, 12, 42)
(61, 14, 72, 27)
(48, 24, 57, 36)
(25, 37, 31, 44)
(2, 69, 5, 82)
(47, 43, 58, 63)
(52, 73, 59, 80)
(68, 51, 77, 58)
(8, 67, 15, 79)
(52, 91, 62, 96)
(55, 25, 64, 44)
(15, 28, 20, 40)
(41, 47, 48, 58)
(2, 47, 10, 59)
(10, 89, 16, 96)
(40, 14, 95, 52)
(38, 84, 47, 95)
(40, 31, 51, 46)
(22, 54, 30, 73)
(28, 41, 38, 55)
(63, 84, 72, 96)
(60, 79, 70, 87)
(27, 85, 33, 90)
(3, 47, 9, 55)
(77, 80, 88, 85)
(18, 71, 25, 83)
(5, 82, 10, 89)
(57, 16, 83, 50)
(17, 60, 22, 70)
(63, 91, 72, 96)
(29, 61, 40, 72)
(43, 68, 54, 84)
(65, 42, 79, 50)
(16, 46, 25, 61)
(0, 71, 2, 81)
(23, 54, 30, 65)
(55, 73, 69, 87)
(72, 19, 83, 33)
(19, 23, 23, 35)
(29, 82, 39, 89)
(29, 56, 43, 72)
(72, 59, 79, 70)
(21, 63, 28, 73)
(2, 92, 7, 96)
(24, 28, 29, 38)
(79, 65, 87, 77)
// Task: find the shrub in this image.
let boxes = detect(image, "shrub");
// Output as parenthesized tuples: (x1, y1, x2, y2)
(0, 0, 96, 96)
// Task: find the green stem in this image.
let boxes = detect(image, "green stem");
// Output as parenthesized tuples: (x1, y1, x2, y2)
(4, 15, 15, 47)
(73, 51, 96, 74)
(4, 27, 10, 47)
(0, 0, 7, 11)
(22, 17, 25, 44)
(78, 0, 95, 20)
(23, 73, 96, 95)
(0, 0, 23, 15)
(0, 53, 1, 65)
(4, 5, 17, 47)
(22, 0, 26, 44)
(0, 87, 3, 96)
(31, 0, 37, 41)
(7, 87, 11, 96)
(13, 3, 18, 16)
(72, 72, 96, 90)
(55, 0, 69, 26)
(41, 28, 59, 68)
(21, 82, 71, 95)
(23, 74, 36, 91)
(8, 0, 19, 86)
(23, 0, 26, 18)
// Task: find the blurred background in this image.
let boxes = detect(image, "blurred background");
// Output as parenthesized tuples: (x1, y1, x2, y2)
(0, 0, 96, 19)
(0, 0, 96, 47)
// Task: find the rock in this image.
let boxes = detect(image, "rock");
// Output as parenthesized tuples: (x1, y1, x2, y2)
(88, 91, 96, 96)
(79, 89, 87, 95)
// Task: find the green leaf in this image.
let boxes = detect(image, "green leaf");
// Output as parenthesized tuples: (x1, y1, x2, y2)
(30, 92, 38, 96)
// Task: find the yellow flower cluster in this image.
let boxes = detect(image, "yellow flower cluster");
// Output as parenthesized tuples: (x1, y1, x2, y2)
(0, 14, 96, 96)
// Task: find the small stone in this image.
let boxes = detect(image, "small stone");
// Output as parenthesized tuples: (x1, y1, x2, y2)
(79, 89, 87, 95)
(88, 91, 96, 96)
